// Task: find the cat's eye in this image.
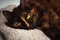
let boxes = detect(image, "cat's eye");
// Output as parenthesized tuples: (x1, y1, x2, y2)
(13, 22, 21, 27)
(27, 14, 31, 19)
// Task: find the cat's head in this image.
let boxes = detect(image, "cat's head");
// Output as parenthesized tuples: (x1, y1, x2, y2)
(2, 5, 44, 29)
(2, 0, 45, 29)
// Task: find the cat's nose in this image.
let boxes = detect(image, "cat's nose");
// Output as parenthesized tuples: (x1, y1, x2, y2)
(21, 16, 30, 27)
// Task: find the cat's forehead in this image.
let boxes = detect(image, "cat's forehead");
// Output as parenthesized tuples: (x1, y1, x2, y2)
(22, 8, 38, 15)
(21, 0, 40, 6)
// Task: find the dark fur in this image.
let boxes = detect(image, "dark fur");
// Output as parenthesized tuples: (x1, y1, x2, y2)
(2, 0, 60, 40)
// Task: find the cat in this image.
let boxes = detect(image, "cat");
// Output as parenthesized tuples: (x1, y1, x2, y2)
(2, 0, 60, 40)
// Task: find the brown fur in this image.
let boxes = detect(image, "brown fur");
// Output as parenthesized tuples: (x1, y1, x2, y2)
(2, 0, 60, 40)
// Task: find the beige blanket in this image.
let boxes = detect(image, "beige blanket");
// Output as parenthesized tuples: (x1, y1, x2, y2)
(0, 5, 50, 40)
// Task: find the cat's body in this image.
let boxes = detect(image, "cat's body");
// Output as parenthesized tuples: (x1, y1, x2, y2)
(2, 0, 60, 40)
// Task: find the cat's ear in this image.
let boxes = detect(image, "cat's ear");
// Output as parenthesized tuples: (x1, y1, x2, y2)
(2, 10, 12, 20)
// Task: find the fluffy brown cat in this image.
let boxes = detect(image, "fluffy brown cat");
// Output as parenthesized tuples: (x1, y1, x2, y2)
(2, 0, 60, 40)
